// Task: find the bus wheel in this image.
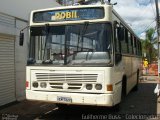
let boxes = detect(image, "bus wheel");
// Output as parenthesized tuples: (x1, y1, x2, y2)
(133, 70, 139, 91)
(121, 77, 127, 100)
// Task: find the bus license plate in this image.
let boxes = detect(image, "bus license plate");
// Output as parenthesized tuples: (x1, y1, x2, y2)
(57, 96, 72, 103)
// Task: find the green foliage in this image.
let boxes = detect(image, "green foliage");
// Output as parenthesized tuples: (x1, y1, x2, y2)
(141, 28, 157, 63)
(146, 28, 155, 42)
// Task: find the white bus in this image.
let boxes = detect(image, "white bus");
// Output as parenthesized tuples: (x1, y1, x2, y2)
(21, 3, 142, 108)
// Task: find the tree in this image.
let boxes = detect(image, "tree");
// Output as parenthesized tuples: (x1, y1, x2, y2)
(141, 28, 157, 63)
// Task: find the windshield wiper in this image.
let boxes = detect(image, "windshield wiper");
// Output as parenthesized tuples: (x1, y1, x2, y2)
(81, 21, 89, 36)
(77, 22, 89, 51)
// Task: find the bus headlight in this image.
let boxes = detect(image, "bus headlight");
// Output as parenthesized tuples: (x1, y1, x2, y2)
(40, 82, 47, 88)
(86, 84, 93, 90)
(95, 84, 102, 90)
(32, 82, 38, 88)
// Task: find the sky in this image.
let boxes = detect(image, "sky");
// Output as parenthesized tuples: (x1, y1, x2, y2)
(111, 0, 158, 39)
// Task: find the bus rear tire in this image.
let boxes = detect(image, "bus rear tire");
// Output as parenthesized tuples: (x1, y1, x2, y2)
(121, 76, 127, 100)
(133, 70, 139, 91)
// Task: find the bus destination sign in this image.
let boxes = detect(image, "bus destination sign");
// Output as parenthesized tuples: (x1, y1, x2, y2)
(33, 8, 104, 22)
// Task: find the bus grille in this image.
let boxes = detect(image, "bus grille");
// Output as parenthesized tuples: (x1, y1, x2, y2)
(35, 73, 98, 90)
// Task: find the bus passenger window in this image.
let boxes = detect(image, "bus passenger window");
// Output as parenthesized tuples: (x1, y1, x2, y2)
(120, 27, 128, 54)
(133, 37, 137, 55)
(125, 29, 129, 54)
(128, 32, 133, 54)
(114, 27, 121, 53)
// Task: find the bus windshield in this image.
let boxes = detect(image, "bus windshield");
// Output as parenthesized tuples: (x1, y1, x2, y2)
(29, 23, 112, 66)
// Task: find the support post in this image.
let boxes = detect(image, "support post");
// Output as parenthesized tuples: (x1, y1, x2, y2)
(155, 0, 160, 77)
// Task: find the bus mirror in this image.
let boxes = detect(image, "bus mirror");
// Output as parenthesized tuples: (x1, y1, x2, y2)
(118, 27, 125, 41)
(19, 25, 29, 46)
(19, 32, 24, 46)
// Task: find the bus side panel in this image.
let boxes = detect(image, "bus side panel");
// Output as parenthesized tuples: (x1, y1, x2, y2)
(124, 56, 140, 94)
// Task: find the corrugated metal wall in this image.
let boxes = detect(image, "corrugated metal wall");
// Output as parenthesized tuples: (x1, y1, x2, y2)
(0, 13, 16, 106)
(0, 34, 16, 106)
(0, 12, 15, 27)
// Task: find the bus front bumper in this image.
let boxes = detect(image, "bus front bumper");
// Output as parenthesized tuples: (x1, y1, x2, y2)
(26, 90, 114, 107)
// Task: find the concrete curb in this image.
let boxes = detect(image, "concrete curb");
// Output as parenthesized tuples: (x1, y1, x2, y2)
(140, 76, 158, 81)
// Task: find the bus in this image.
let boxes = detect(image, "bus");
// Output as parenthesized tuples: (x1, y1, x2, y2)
(21, 3, 142, 108)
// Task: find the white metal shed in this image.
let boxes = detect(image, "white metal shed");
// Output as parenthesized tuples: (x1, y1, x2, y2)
(0, 13, 16, 106)
(0, 0, 60, 106)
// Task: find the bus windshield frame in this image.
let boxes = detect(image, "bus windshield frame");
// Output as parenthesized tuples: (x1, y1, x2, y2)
(28, 22, 113, 67)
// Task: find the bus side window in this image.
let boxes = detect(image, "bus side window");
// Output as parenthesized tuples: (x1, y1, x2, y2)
(128, 32, 133, 54)
(137, 41, 139, 56)
(125, 28, 129, 54)
(114, 25, 121, 53)
(137, 41, 142, 56)
(120, 27, 128, 54)
(133, 37, 137, 55)
(137, 41, 140, 56)
(140, 41, 142, 56)
(114, 22, 123, 65)
(131, 34, 134, 54)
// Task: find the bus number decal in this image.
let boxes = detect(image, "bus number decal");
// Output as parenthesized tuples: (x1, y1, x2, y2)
(52, 11, 78, 20)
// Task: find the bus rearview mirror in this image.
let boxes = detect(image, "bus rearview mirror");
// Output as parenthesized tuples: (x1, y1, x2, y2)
(19, 32, 24, 46)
